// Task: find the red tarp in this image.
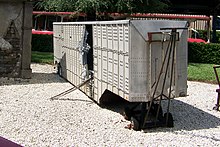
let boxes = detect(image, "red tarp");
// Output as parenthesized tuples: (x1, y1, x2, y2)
(32, 29, 53, 35)
(188, 38, 207, 43)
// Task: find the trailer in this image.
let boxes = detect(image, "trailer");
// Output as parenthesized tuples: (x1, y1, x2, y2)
(53, 20, 188, 130)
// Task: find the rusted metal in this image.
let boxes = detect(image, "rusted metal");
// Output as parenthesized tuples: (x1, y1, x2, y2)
(213, 65, 220, 111)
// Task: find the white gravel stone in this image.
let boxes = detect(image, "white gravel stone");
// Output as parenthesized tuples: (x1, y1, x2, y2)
(0, 63, 220, 146)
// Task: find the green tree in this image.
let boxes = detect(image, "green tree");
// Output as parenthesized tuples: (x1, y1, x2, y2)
(35, 0, 170, 19)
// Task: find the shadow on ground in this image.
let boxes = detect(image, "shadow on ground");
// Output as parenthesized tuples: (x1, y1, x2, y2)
(170, 99, 220, 131)
(101, 92, 220, 132)
(0, 72, 66, 86)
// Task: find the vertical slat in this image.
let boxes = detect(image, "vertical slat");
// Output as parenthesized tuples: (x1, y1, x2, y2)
(107, 25, 113, 92)
(102, 25, 108, 95)
(113, 24, 118, 94)
(124, 25, 129, 99)
(118, 24, 124, 98)
(93, 25, 98, 101)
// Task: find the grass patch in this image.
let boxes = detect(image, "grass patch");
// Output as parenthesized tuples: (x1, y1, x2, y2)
(188, 63, 218, 84)
(31, 51, 54, 64)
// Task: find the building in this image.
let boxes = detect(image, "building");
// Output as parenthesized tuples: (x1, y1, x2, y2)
(0, 0, 34, 79)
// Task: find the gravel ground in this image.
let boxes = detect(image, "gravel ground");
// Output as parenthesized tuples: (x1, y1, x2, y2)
(0, 63, 220, 146)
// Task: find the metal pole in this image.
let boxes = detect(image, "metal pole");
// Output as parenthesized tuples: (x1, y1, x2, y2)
(213, 12, 217, 43)
(166, 29, 177, 124)
(207, 18, 211, 42)
(44, 15, 47, 30)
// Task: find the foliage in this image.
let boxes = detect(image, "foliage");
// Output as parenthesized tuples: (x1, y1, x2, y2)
(32, 34, 53, 52)
(188, 42, 220, 64)
(188, 63, 217, 83)
(35, 0, 169, 14)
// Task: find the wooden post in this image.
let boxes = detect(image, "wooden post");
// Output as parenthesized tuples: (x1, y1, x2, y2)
(207, 18, 211, 42)
(212, 12, 217, 43)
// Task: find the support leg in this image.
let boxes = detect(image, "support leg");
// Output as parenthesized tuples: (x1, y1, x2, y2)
(213, 92, 220, 111)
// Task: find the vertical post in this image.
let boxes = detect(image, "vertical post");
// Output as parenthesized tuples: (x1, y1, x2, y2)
(21, 1, 32, 78)
(34, 17, 37, 30)
(61, 15, 64, 22)
(212, 12, 217, 43)
(44, 15, 47, 30)
(207, 18, 211, 42)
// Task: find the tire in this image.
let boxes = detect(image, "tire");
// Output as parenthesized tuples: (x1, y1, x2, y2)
(151, 104, 163, 121)
(164, 113, 174, 127)
(57, 64, 62, 76)
(123, 107, 132, 121)
(131, 117, 140, 131)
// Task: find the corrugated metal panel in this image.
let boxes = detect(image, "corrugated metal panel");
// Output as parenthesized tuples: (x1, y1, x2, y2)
(54, 23, 92, 96)
(93, 23, 130, 103)
(53, 24, 63, 63)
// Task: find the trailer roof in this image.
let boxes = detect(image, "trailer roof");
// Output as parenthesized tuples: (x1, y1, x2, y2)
(53, 20, 130, 25)
(53, 20, 187, 41)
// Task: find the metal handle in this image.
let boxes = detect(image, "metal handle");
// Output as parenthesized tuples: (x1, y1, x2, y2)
(213, 65, 220, 87)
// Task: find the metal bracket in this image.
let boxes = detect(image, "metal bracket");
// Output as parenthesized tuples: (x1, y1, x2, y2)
(50, 77, 93, 100)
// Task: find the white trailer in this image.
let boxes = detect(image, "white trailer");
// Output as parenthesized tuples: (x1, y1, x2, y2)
(53, 20, 188, 130)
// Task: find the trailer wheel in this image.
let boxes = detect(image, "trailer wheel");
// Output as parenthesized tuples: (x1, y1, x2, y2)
(123, 107, 132, 120)
(164, 113, 174, 127)
(152, 104, 163, 121)
(57, 63, 62, 76)
(131, 117, 140, 131)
